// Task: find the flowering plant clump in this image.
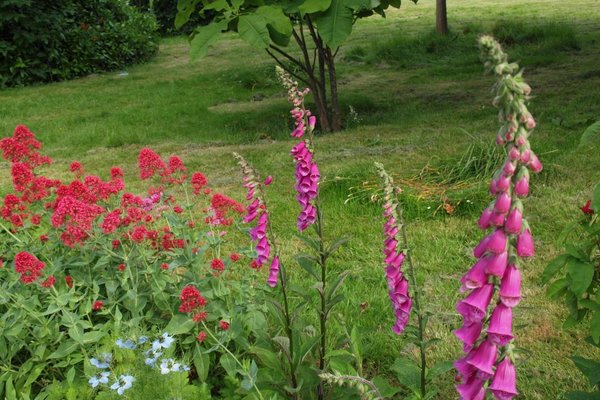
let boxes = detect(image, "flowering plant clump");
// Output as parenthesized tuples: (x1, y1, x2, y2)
(542, 181, 600, 397)
(0, 125, 267, 398)
(454, 36, 543, 399)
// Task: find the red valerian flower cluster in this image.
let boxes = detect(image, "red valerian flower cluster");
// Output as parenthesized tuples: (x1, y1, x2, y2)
(206, 193, 244, 226)
(179, 285, 208, 323)
(581, 200, 594, 215)
(14, 251, 45, 284)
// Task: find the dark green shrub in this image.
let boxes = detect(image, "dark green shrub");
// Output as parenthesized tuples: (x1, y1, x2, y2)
(132, 0, 213, 36)
(0, 0, 159, 88)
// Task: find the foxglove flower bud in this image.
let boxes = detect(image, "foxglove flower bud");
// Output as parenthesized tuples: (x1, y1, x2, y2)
(504, 207, 522, 234)
(494, 192, 511, 214)
(516, 229, 534, 257)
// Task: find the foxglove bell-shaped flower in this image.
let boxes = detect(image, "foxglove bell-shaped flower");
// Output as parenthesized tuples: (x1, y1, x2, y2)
(267, 256, 280, 288)
(454, 320, 483, 352)
(456, 284, 494, 323)
(489, 358, 518, 400)
(500, 264, 522, 307)
(485, 251, 508, 278)
(487, 303, 514, 345)
(467, 339, 497, 378)
(456, 376, 486, 400)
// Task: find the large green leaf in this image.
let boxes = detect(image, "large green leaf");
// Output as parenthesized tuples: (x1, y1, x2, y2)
(591, 312, 600, 344)
(315, 0, 354, 49)
(190, 21, 227, 60)
(542, 254, 568, 283)
(256, 6, 293, 36)
(238, 15, 271, 49)
(567, 259, 595, 296)
(391, 357, 421, 394)
(572, 356, 600, 386)
(299, 0, 333, 14)
(580, 121, 600, 147)
(565, 391, 600, 400)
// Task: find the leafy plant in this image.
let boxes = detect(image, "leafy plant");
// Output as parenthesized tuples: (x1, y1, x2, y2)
(0, 0, 159, 87)
(543, 181, 600, 398)
(176, 0, 417, 132)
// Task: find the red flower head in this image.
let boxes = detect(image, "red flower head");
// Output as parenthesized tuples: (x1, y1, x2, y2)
(110, 167, 124, 180)
(219, 320, 230, 330)
(112, 239, 121, 249)
(14, 251, 45, 284)
(211, 258, 225, 273)
(179, 285, 207, 314)
(160, 263, 169, 270)
(118, 263, 126, 272)
(70, 161, 84, 177)
(65, 275, 73, 288)
(173, 206, 183, 214)
(581, 200, 594, 215)
(196, 331, 206, 342)
(41, 276, 56, 288)
(192, 311, 208, 322)
(230, 253, 240, 262)
(93, 300, 104, 311)
(138, 148, 166, 180)
(191, 172, 209, 195)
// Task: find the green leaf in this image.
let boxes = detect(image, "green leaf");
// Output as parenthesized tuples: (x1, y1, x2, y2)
(299, 0, 333, 14)
(194, 345, 210, 382)
(296, 254, 319, 280)
(565, 391, 600, 400)
(571, 356, 600, 386)
(315, 0, 354, 49)
(580, 121, 600, 147)
(238, 15, 271, 49)
(82, 330, 106, 344)
(190, 21, 227, 60)
(204, 0, 229, 11)
(256, 6, 293, 36)
(592, 181, 600, 212)
(165, 314, 196, 335)
(567, 259, 595, 296)
(391, 356, 421, 394)
(220, 354, 238, 378)
(326, 270, 350, 301)
(427, 361, 454, 379)
(542, 254, 568, 283)
(372, 376, 400, 397)
(547, 277, 568, 298)
(48, 340, 78, 359)
(325, 236, 349, 257)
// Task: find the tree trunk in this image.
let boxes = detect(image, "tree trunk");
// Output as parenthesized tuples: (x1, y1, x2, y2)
(436, 0, 448, 35)
(324, 48, 342, 132)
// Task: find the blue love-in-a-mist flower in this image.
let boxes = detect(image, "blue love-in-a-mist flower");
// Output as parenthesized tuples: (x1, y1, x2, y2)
(116, 338, 137, 350)
(110, 374, 135, 395)
(138, 336, 148, 344)
(152, 332, 175, 352)
(90, 353, 113, 369)
(88, 371, 110, 388)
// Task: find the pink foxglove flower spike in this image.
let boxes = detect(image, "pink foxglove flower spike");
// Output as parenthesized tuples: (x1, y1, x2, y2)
(454, 36, 543, 399)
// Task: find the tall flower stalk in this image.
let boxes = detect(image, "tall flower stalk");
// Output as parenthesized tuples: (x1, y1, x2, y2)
(277, 66, 335, 400)
(375, 162, 429, 397)
(454, 36, 543, 400)
(233, 153, 299, 398)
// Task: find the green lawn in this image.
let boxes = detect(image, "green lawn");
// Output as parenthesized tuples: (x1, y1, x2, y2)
(1, 0, 600, 398)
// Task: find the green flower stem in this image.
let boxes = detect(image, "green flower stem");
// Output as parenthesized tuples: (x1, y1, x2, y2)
(0, 220, 23, 244)
(398, 209, 428, 398)
(200, 322, 265, 400)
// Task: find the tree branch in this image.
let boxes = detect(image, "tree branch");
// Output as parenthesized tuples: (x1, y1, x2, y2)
(265, 49, 311, 87)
